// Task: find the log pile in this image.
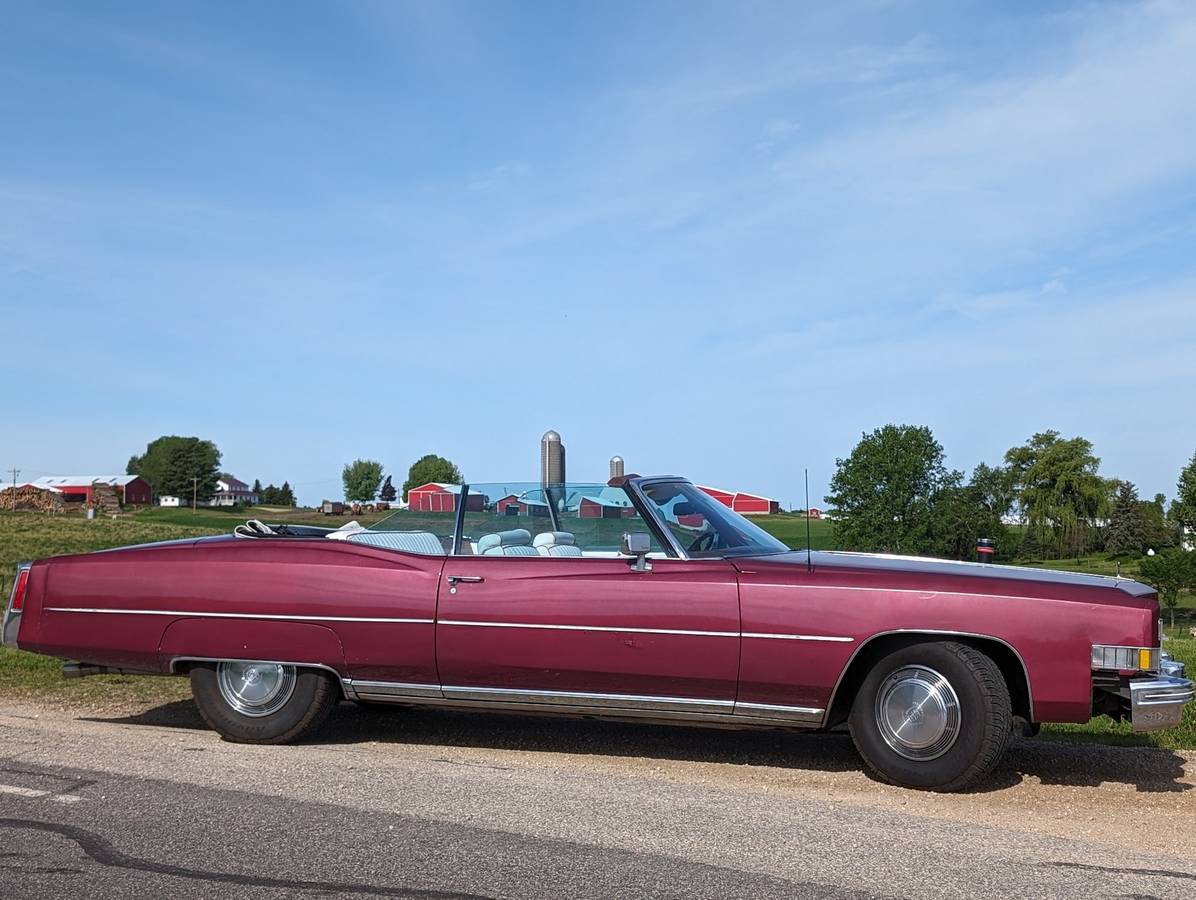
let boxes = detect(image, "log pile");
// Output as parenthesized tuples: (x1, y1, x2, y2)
(91, 482, 122, 515)
(0, 485, 64, 512)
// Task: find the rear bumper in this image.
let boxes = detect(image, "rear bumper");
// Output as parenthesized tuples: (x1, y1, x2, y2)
(1128, 675, 1195, 732)
(0, 607, 18, 649)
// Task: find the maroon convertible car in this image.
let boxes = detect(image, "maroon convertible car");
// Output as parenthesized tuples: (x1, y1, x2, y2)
(4, 476, 1192, 791)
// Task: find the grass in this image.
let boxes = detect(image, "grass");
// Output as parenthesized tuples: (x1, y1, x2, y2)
(748, 514, 837, 550)
(2, 509, 1193, 751)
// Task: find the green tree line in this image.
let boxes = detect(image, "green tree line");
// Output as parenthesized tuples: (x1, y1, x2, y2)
(826, 426, 1195, 565)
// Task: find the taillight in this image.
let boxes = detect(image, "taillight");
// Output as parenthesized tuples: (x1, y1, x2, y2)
(9, 568, 28, 611)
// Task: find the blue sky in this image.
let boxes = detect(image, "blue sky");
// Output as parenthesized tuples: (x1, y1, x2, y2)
(2, 0, 1193, 508)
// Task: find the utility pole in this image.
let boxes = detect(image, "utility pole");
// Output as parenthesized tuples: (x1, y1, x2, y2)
(192, 477, 198, 511)
(6, 468, 18, 511)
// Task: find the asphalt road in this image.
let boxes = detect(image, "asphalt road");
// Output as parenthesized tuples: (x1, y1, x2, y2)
(1, 699, 1195, 899)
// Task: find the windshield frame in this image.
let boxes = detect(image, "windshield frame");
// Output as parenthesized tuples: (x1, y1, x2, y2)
(627, 476, 790, 559)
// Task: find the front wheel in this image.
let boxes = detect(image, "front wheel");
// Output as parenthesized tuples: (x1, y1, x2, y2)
(848, 641, 1011, 792)
(190, 661, 339, 744)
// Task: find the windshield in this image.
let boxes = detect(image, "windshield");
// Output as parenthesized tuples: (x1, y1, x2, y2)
(455, 482, 665, 556)
(637, 480, 789, 558)
(364, 477, 787, 559)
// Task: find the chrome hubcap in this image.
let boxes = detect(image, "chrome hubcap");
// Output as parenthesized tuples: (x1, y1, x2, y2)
(216, 661, 296, 717)
(875, 665, 961, 761)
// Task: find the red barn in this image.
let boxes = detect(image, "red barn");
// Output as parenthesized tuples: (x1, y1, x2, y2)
(698, 484, 780, 515)
(34, 475, 152, 506)
(579, 497, 637, 519)
(406, 483, 483, 513)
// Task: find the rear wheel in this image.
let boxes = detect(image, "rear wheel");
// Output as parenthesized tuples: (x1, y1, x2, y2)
(848, 641, 1011, 792)
(190, 661, 339, 744)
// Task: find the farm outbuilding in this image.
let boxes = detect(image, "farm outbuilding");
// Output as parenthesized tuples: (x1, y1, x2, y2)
(406, 483, 484, 513)
(698, 485, 780, 515)
(34, 475, 152, 506)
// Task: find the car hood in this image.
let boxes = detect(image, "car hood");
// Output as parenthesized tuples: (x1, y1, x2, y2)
(737, 549, 1156, 599)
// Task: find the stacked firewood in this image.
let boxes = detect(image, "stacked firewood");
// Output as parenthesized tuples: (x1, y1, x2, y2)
(0, 485, 64, 512)
(90, 482, 122, 515)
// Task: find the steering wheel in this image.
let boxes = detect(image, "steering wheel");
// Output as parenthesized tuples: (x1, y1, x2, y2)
(688, 531, 718, 553)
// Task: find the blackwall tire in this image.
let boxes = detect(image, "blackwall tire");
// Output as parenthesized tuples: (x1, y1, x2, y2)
(190, 662, 339, 744)
(848, 641, 1011, 792)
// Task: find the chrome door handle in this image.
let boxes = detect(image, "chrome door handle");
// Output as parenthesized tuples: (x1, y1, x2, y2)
(447, 575, 485, 584)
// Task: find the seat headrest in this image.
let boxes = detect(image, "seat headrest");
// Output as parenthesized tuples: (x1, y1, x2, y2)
(532, 531, 576, 548)
(477, 529, 532, 554)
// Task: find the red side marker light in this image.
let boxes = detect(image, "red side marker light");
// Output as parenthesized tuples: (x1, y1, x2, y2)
(10, 569, 29, 612)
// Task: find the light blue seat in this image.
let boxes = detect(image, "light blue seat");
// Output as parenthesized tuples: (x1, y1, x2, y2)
(348, 531, 444, 555)
(533, 532, 583, 557)
(477, 529, 539, 556)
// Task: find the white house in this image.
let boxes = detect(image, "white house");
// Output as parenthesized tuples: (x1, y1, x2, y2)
(210, 475, 260, 507)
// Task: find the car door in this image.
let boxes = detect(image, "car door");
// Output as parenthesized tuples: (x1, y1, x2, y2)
(435, 553, 741, 712)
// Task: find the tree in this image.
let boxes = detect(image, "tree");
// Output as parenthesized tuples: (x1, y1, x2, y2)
(926, 467, 1008, 561)
(402, 455, 463, 502)
(379, 476, 397, 503)
(968, 462, 1016, 522)
(1003, 431, 1111, 559)
(252, 478, 263, 495)
(1138, 549, 1196, 628)
(127, 436, 221, 502)
(1106, 481, 1150, 556)
(825, 425, 954, 554)
(1139, 493, 1175, 551)
(278, 481, 295, 506)
(1174, 451, 1196, 539)
(343, 460, 384, 502)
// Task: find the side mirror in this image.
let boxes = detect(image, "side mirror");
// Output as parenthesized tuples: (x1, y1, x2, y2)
(621, 531, 653, 573)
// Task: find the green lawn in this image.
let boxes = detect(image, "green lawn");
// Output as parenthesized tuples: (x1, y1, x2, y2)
(748, 513, 837, 550)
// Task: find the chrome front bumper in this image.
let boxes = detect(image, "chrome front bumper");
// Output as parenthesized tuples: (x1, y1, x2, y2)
(1129, 675, 1195, 732)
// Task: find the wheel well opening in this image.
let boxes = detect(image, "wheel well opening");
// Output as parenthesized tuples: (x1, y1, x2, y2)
(825, 633, 1032, 729)
(170, 659, 348, 698)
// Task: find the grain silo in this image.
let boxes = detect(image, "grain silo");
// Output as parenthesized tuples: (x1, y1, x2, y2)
(540, 430, 566, 486)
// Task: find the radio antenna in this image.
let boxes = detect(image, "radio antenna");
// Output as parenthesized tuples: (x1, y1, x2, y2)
(805, 468, 813, 572)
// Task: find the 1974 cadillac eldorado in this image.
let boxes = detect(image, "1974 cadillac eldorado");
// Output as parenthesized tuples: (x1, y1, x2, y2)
(4, 476, 1192, 791)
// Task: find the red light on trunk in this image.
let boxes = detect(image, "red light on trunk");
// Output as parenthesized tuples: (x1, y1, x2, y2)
(10, 568, 28, 612)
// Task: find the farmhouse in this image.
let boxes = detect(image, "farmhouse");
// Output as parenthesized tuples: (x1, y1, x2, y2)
(698, 485, 780, 515)
(34, 475, 152, 506)
(211, 475, 260, 507)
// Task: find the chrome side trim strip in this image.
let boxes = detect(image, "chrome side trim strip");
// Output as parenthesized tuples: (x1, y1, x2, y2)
(438, 619, 739, 638)
(46, 608, 433, 625)
(332, 679, 826, 727)
(733, 701, 825, 722)
(43, 608, 854, 643)
(343, 679, 443, 701)
(440, 684, 734, 713)
(741, 632, 854, 643)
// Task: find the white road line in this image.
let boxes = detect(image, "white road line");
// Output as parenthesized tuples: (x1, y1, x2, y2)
(0, 783, 82, 804)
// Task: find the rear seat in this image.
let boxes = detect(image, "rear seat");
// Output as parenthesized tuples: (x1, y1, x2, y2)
(347, 531, 445, 555)
(477, 529, 539, 556)
(533, 532, 583, 557)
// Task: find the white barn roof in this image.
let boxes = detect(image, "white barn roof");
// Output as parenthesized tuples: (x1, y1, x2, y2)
(34, 475, 141, 487)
